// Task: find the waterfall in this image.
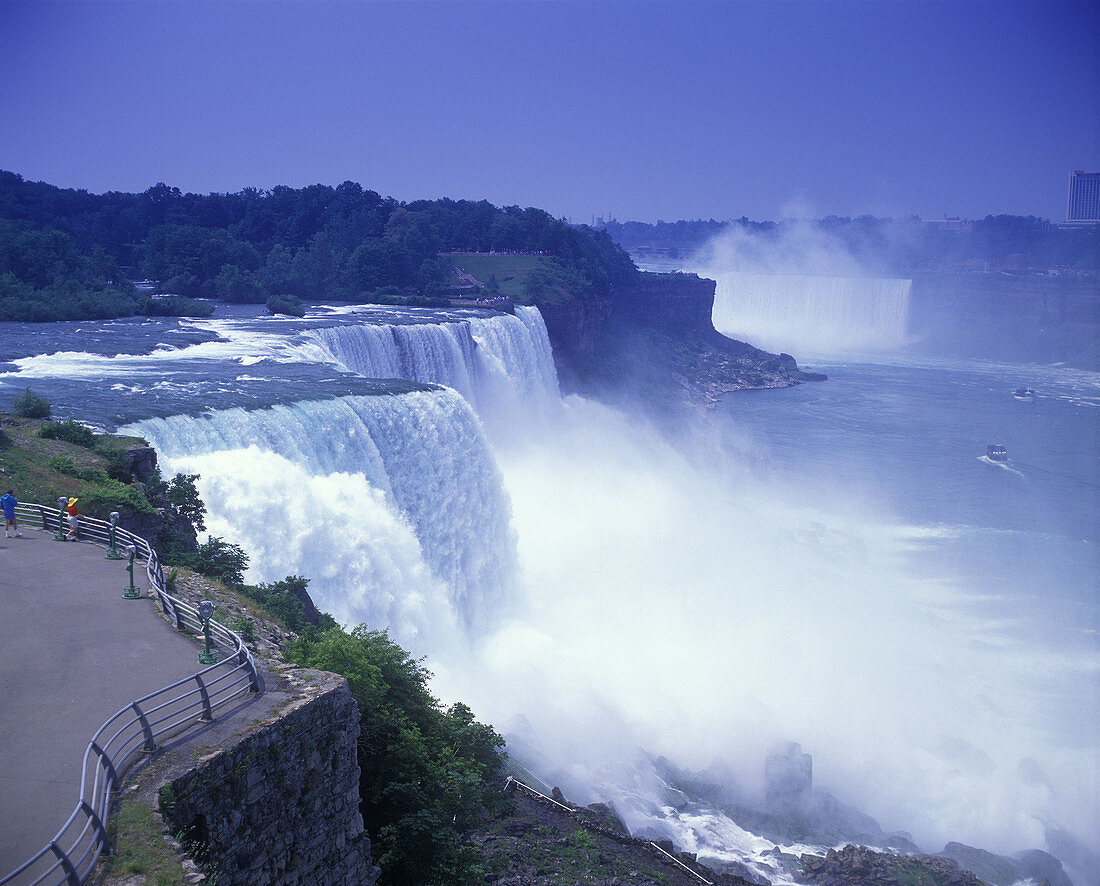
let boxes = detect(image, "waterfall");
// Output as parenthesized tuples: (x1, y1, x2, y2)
(710, 272, 912, 355)
(121, 389, 517, 643)
(306, 305, 559, 412)
(307, 320, 480, 400)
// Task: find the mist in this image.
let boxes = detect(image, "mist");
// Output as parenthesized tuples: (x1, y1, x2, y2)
(691, 217, 914, 356)
(441, 392, 1095, 860)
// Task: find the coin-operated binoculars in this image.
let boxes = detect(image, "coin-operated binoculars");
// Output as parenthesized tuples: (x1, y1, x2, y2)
(122, 545, 142, 599)
(197, 600, 219, 665)
(54, 496, 68, 541)
(105, 511, 123, 560)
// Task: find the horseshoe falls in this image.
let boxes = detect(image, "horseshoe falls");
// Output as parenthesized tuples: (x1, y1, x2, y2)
(708, 271, 912, 355)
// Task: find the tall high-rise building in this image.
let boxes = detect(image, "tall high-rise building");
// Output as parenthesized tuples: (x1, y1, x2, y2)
(1066, 171, 1100, 223)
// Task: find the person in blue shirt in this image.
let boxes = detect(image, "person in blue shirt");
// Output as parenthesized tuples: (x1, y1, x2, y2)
(1, 490, 20, 538)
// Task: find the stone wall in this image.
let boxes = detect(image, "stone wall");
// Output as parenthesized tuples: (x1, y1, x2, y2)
(157, 671, 380, 886)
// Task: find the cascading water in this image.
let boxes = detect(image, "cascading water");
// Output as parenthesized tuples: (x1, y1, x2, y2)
(307, 320, 480, 400)
(122, 389, 517, 642)
(708, 272, 912, 355)
(307, 305, 559, 412)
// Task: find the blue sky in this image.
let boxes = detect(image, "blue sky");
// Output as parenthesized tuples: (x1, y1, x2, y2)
(1, 0, 1096, 223)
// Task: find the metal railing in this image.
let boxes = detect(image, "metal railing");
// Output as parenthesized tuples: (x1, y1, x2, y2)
(1, 504, 261, 886)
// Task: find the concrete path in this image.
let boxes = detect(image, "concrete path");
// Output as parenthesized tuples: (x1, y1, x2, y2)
(0, 528, 206, 875)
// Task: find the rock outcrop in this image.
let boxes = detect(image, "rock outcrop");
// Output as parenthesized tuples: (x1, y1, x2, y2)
(798, 844, 985, 886)
(538, 271, 823, 410)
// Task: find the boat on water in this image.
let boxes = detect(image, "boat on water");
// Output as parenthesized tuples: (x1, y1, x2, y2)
(987, 444, 1009, 462)
(1013, 387, 1035, 400)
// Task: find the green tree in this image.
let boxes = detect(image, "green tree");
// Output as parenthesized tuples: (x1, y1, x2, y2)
(166, 473, 206, 531)
(289, 626, 506, 885)
(11, 387, 51, 418)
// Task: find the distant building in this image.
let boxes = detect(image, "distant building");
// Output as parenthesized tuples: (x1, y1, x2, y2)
(1066, 171, 1100, 224)
(923, 215, 974, 233)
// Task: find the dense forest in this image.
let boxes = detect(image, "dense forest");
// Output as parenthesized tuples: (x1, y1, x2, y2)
(605, 214, 1099, 273)
(0, 171, 637, 322)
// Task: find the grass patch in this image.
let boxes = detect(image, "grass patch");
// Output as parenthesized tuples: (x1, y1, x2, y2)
(0, 415, 153, 517)
(449, 253, 546, 299)
(106, 796, 187, 885)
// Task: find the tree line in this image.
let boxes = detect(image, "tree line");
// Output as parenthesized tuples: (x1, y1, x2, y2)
(604, 214, 1099, 273)
(0, 171, 637, 321)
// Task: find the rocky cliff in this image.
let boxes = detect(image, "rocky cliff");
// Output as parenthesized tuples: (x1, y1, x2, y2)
(539, 271, 823, 409)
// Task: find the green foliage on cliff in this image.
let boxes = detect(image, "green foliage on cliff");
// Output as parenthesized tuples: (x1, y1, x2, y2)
(0, 414, 157, 517)
(0, 170, 638, 319)
(166, 536, 250, 586)
(289, 625, 507, 885)
(38, 418, 96, 447)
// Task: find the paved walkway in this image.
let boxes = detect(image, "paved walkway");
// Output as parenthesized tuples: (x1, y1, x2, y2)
(0, 528, 212, 876)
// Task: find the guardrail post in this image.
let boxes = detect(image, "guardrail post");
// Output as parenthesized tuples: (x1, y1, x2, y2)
(48, 841, 80, 886)
(169, 598, 187, 632)
(79, 799, 110, 850)
(195, 674, 214, 722)
(239, 648, 261, 692)
(131, 702, 156, 753)
(89, 741, 121, 794)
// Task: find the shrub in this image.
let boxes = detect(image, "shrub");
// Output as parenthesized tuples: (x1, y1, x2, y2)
(11, 387, 51, 418)
(47, 454, 77, 474)
(38, 419, 96, 448)
(238, 574, 337, 637)
(76, 480, 156, 516)
(265, 293, 305, 317)
(171, 537, 249, 586)
(94, 438, 133, 481)
(144, 467, 168, 500)
(228, 616, 256, 645)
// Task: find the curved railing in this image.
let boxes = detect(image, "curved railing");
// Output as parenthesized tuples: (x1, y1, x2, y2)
(1, 504, 262, 886)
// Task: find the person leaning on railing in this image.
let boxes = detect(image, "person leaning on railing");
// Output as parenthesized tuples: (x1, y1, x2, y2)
(65, 496, 79, 540)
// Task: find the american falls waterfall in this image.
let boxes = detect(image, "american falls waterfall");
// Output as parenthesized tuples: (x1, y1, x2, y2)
(709, 272, 912, 355)
(122, 305, 560, 647)
(125, 388, 518, 646)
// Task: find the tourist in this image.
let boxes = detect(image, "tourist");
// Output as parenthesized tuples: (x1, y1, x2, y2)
(1, 489, 20, 538)
(66, 496, 79, 540)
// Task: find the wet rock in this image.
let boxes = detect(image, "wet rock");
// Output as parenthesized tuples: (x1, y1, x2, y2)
(765, 742, 812, 813)
(1014, 848, 1074, 886)
(936, 842, 1022, 885)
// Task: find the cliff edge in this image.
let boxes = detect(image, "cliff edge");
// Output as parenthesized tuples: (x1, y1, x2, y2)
(538, 271, 824, 409)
